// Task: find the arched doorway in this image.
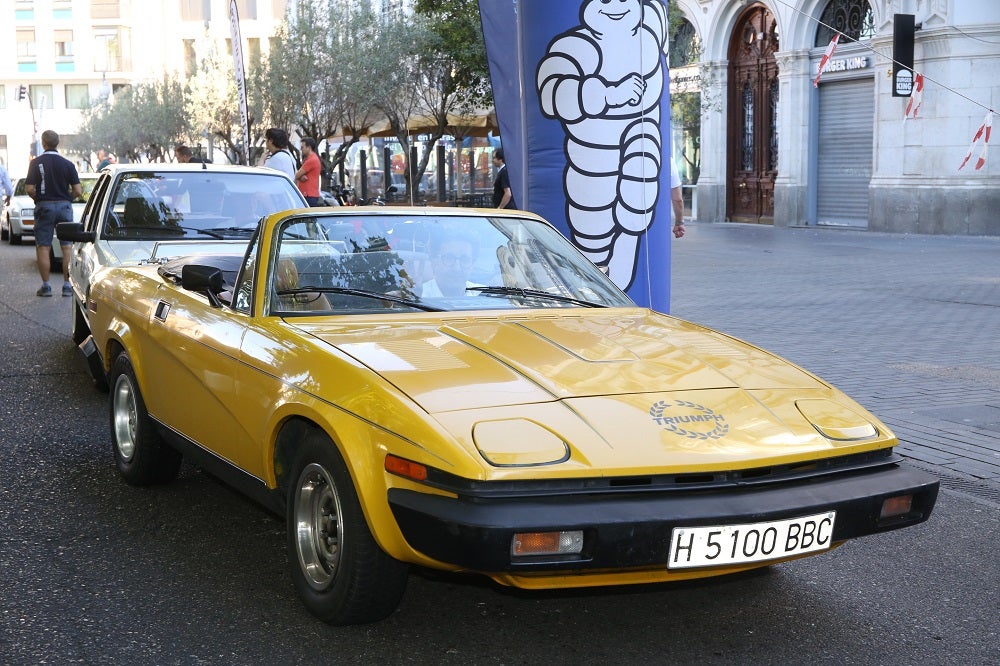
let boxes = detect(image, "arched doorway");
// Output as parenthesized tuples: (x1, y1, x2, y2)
(727, 4, 779, 224)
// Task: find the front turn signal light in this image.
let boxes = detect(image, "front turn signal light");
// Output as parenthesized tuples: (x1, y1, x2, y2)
(880, 494, 913, 519)
(385, 454, 428, 481)
(511, 530, 584, 557)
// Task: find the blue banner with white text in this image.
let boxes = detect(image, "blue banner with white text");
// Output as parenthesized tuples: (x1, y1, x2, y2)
(480, 0, 673, 311)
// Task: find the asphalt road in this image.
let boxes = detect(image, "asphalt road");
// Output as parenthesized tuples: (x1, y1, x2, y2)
(0, 229, 997, 665)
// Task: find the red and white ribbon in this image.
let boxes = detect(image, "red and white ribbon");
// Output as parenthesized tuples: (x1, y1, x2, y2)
(958, 111, 993, 171)
(813, 33, 840, 88)
(903, 73, 924, 121)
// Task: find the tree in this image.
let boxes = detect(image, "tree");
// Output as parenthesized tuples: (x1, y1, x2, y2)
(186, 31, 250, 164)
(412, 0, 492, 113)
(261, 2, 393, 176)
(75, 75, 189, 163)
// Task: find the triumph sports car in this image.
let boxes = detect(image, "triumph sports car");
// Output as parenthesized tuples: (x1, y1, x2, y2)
(79, 206, 939, 625)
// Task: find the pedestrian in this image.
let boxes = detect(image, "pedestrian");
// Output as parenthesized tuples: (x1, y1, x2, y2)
(25, 130, 81, 297)
(0, 161, 13, 207)
(670, 157, 685, 238)
(262, 128, 297, 180)
(492, 148, 516, 209)
(174, 144, 207, 164)
(294, 137, 322, 206)
(96, 149, 116, 170)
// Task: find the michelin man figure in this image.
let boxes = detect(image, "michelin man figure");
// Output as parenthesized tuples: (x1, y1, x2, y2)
(536, 0, 669, 290)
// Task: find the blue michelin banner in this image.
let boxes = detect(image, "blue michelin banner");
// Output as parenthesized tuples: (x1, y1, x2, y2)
(480, 0, 674, 312)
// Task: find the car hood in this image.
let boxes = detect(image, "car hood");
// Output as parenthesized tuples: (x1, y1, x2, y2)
(9, 195, 33, 211)
(296, 311, 885, 468)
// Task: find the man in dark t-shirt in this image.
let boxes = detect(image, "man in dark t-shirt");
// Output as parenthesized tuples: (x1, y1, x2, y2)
(492, 148, 516, 209)
(25, 130, 81, 297)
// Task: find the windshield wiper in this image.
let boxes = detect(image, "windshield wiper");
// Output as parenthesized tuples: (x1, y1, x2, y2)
(202, 227, 258, 238)
(465, 286, 607, 308)
(277, 287, 445, 312)
(110, 225, 226, 239)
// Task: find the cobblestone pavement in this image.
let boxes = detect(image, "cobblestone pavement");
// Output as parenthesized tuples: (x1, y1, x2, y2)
(670, 222, 1000, 507)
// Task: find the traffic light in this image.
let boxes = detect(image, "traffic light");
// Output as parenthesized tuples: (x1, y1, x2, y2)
(892, 14, 916, 97)
(16, 85, 27, 102)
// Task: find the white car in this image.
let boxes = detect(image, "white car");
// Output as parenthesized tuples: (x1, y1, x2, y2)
(1, 174, 100, 249)
(2, 178, 35, 245)
(56, 163, 307, 380)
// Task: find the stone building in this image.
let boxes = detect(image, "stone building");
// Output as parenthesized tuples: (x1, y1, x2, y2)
(671, 0, 999, 235)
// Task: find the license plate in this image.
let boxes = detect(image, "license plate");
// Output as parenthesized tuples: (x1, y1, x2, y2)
(668, 511, 836, 569)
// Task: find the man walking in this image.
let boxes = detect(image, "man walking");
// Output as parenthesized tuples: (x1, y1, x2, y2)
(294, 137, 322, 206)
(492, 148, 516, 209)
(25, 130, 81, 297)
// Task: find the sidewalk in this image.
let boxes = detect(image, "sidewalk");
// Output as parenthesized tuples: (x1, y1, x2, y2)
(670, 222, 1000, 505)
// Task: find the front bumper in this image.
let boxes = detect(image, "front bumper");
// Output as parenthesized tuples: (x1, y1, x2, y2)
(389, 462, 938, 573)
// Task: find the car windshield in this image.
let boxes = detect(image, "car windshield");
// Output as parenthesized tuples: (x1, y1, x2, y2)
(101, 170, 304, 241)
(264, 213, 633, 315)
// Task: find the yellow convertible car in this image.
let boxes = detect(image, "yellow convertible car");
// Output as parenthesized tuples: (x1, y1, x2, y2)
(81, 207, 938, 625)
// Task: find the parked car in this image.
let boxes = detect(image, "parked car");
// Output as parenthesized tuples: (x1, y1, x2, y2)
(57, 164, 306, 358)
(51, 173, 101, 269)
(79, 207, 939, 626)
(2, 178, 35, 244)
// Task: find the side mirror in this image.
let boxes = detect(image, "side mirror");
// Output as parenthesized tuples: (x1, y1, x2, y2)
(56, 222, 96, 243)
(386, 185, 398, 194)
(181, 264, 225, 308)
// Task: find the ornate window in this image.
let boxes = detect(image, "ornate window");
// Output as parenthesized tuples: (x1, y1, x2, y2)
(815, 0, 875, 46)
(741, 82, 754, 171)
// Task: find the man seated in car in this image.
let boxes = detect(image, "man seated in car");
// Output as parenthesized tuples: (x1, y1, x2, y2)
(421, 228, 483, 298)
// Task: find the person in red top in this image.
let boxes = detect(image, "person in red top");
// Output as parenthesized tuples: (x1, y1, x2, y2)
(295, 137, 322, 206)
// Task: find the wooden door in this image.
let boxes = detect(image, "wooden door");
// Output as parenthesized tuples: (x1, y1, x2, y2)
(727, 4, 779, 224)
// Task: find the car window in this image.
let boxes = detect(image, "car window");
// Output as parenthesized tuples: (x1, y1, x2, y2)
(232, 229, 262, 314)
(14, 179, 28, 196)
(81, 174, 113, 231)
(101, 170, 304, 241)
(265, 213, 632, 315)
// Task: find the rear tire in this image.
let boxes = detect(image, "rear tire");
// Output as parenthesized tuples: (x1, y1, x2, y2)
(109, 352, 181, 485)
(286, 430, 408, 625)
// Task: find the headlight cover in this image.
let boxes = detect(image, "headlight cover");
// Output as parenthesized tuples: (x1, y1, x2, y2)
(796, 399, 878, 441)
(473, 418, 570, 467)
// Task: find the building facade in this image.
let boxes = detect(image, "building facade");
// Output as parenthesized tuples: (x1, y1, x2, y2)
(672, 0, 999, 235)
(0, 0, 288, 176)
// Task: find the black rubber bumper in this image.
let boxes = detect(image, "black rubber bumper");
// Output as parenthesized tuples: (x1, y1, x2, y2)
(388, 463, 939, 572)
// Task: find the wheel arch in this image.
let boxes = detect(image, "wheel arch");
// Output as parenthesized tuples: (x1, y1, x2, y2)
(270, 414, 421, 564)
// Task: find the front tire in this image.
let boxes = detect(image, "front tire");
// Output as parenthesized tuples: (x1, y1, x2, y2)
(286, 431, 408, 625)
(109, 352, 181, 485)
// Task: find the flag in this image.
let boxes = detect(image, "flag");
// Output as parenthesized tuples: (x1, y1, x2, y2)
(229, 0, 250, 165)
(903, 72, 924, 120)
(479, 0, 675, 312)
(813, 33, 840, 87)
(958, 111, 993, 171)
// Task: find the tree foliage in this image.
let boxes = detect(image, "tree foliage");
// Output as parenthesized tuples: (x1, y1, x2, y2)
(413, 0, 492, 113)
(76, 75, 189, 164)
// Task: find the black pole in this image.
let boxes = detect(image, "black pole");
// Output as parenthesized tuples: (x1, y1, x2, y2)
(409, 145, 418, 205)
(359, 150, 368, 201)
(383, 146, 391, 201)
(436, 144, 446, 203)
